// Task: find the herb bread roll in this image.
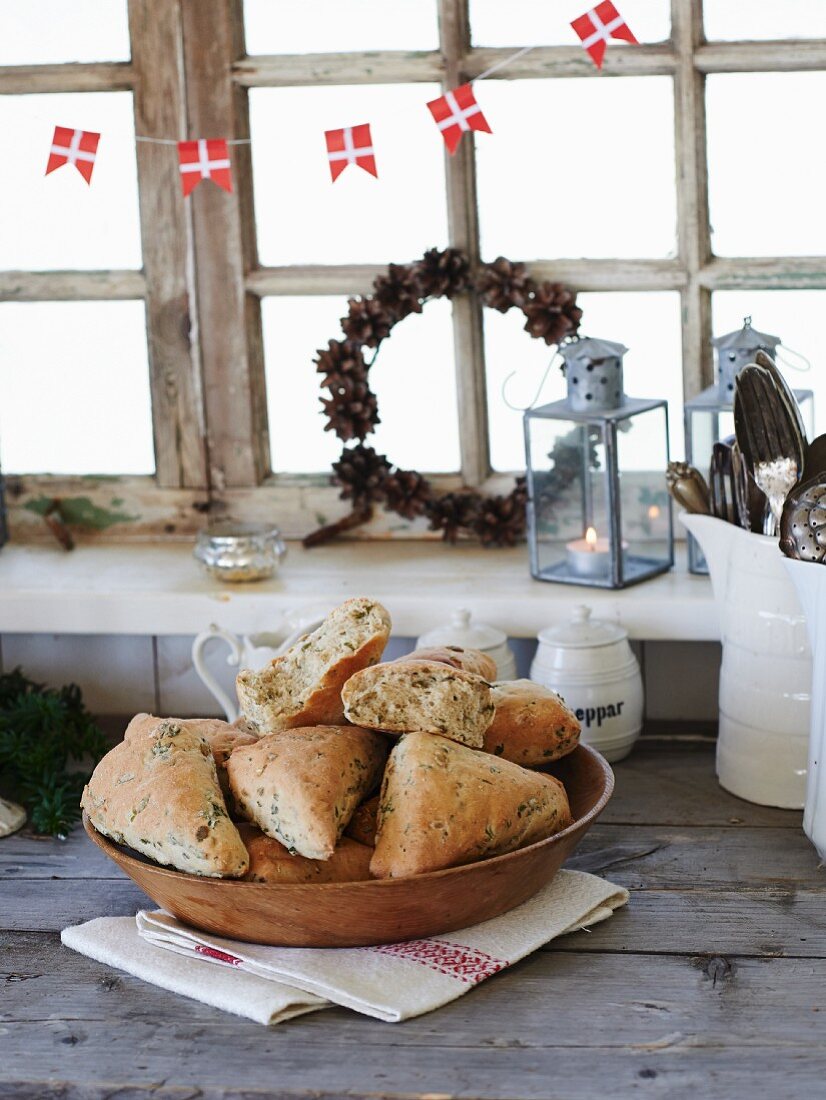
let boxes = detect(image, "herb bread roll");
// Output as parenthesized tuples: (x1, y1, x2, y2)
(82, 721, 249, 878)
(238, 824, 372, 884)
(395, 645, 497, 682)
(370, 732, 572, 879)
(483, 680, 581, 766)
(227, 725, 388, 860)
(342, 660, 495, 748)
(236, 597, 391, 733)
(344, 794, 379, 846)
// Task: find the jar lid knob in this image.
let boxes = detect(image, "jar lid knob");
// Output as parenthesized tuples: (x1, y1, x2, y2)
(452, 608, 471, 628)
(571, 605, 592, 625)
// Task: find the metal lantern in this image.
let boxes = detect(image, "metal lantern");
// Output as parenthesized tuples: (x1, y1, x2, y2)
(685, 317, 814, 574)
(525, 337, 673, 589)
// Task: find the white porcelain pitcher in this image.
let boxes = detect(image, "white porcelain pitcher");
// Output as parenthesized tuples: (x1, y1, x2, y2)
(681, 514, 811, 808)
(784, 558, 826, 859)
(191, 615, 325, 722)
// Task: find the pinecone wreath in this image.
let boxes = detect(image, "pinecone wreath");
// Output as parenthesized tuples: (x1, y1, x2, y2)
(304, 249, 581, 548)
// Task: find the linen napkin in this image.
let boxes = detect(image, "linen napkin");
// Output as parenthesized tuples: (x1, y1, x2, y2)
(62, 869, 628, 1025)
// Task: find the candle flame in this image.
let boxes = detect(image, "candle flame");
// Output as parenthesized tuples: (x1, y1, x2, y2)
(648, 505, 660, 519)
(585, 526, 598, 550)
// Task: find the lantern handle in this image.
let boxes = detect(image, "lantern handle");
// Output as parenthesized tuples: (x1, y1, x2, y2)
(776, 342, 811, 374)
(501, 349, 564, 412)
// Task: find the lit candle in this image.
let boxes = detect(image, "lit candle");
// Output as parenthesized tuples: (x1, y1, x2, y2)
(566, 525, 612, 579)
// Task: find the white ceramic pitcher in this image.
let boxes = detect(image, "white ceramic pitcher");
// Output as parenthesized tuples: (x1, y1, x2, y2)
(784, 558, 826, 859)
(681, 514, 811, 808)
(191, 615, 325, 722)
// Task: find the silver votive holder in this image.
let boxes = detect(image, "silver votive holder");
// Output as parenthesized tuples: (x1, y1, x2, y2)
(194, 522, 287, 583)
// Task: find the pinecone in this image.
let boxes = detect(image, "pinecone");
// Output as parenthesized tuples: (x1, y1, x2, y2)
(425, 490, 481, 543)
(522, 282, 582, 346)
(415, 247, 471, 300)
(476, 257, 536, 313)
(341, 296, 396, 348)
(373, 263, 424, 322)
(333, 445, 391, 508)
(314, 339, 367, 384)
(382, 467, 431, 520)
(320, 373, 379, 441)
(472, 479, 528, 548)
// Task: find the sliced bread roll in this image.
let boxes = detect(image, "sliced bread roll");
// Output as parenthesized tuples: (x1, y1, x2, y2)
(370, 732, 572, 879)
(344, 794, 379, 847)
(342, 660, 495, 748)
(82, 721, 249, 878)
(238, 824, 372, 884)
(236, 597, 391, 733)
(395, 645, 497, 682)
(226, 725, 388, 860)
(483, 680, 581, 766)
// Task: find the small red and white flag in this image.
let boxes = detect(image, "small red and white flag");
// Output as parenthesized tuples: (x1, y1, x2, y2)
(571, 2, 638, 68)
(325, 124, 377, 182)
(427, 84, 491, 155)
(177, 139, 233, 197)
(45, 127, 100, 184)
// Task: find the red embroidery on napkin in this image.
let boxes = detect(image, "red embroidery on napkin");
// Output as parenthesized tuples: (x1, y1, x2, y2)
(368, 939, 508, 984)
(195, 944, 243, 966)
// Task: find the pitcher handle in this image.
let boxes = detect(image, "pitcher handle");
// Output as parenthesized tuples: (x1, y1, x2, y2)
(191, 624, 243, 723)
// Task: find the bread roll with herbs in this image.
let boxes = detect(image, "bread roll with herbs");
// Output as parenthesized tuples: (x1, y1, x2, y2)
(82, 720, 249, 878)
(344, 794, 379, 846)
(395, 645, 497, 682)
(483, 680, 581, 766)
(227, 725, 388, 860)
(370, 732, 572, 879)
(236, 597, 391, 733)
(342, 660, 495, 748)
(238, 824, 372, 884)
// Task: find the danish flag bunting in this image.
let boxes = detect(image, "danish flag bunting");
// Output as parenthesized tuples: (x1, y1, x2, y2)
(571, 2, 638, 69)
(177, 139, 233, 197)
(45, 127, 100, 184)
(325, 124, 377, 182)
(427, 84, 491, 155)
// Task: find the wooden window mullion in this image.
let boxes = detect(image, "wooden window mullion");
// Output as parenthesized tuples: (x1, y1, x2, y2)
(128, 0, 208, 489)
(438, 0, 490, 488)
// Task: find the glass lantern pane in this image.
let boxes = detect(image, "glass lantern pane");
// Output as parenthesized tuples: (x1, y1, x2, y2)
(0, 301, 155, 475)
(0, 0, 130, 64)
(250, 85, 448, 266)
(704, 1, 826, 40)
(470, 0, 669, 46)
(0, 92, 143, 271)
(707, 73, 826, 257)
(476, 77, 677, 260)
(243, 0, 438, 54)
(485, 291, 683, 473)
(615, 405, 672, 582)
(711, 290, 826, 436)
(262, 296, 460, 474)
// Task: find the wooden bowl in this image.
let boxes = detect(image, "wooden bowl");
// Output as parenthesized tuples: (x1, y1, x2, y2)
(83, 743, 613, 947)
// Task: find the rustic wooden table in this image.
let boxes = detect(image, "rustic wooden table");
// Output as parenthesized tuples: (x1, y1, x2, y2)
(2, 737, 824, 1099)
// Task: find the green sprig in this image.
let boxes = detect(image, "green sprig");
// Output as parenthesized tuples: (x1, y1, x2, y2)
(0, 668, 106, 838)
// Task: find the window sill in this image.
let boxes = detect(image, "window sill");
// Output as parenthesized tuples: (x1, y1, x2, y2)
(0, 540, 717, 641)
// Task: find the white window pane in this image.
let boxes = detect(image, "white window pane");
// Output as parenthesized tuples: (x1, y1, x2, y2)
(485, 291, 682, 471)
(244, 0, 438, 53)
(0, 0, 130, 64)
(0, 302, 154, 475)
(250, 86, 448, 266)
(263, 296, 460, 474)
(0, 93, 142, 271)
(707, 74, 826, 258)
(470, 0, 669, 46)
(712, 291, 826, 437)
(476, 78, 677, 260)
(705, 0, 826, 40)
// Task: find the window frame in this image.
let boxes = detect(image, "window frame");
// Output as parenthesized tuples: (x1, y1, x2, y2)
(4, 0, 826, 543)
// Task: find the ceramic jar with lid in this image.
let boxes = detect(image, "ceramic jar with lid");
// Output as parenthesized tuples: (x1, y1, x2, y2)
(530, 605, 643, 763)
(416, 608, 517, 680)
